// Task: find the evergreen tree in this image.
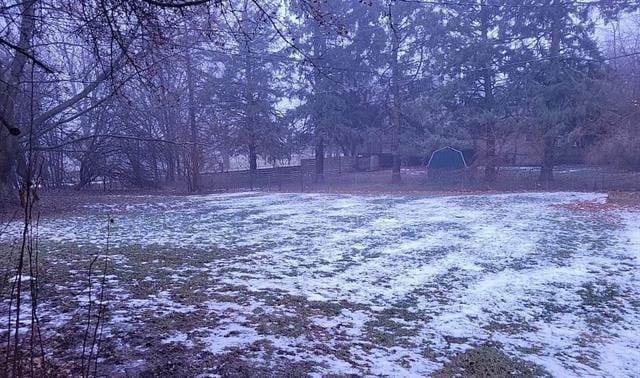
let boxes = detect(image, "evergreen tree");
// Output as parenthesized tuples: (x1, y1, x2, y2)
(208, 0, 286, 178)
(289, 0, 385, 181)
(516, 0, 635, 185)
(439, 1, 534, 185)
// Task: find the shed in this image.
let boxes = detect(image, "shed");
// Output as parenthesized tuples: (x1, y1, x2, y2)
(427, 147, 468, 170)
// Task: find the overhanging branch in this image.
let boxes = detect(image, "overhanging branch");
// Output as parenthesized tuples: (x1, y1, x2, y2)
(0, 36, 55, 74)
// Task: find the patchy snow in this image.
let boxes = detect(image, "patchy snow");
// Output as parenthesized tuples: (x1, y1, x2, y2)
(1, 191, 639, 376)
(161, 331, 194, 348)
(7, 275, 36, 284)
(127, 290, 196, 316)
(310, 309, 369, 337)
(198, 323, 261, 355)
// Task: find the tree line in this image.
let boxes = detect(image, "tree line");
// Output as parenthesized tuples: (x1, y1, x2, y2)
(1, 0, 639, 200)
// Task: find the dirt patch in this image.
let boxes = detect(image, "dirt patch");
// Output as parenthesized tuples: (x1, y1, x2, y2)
(607, 191, 640, 206)
(0, 189, 189, 220)
(432, 345, 550, 377)
(551, 191, 640, 212)
(552, 200, 625, 212)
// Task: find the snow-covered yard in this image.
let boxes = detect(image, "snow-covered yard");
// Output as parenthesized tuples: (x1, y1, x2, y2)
(1, 191, 639, 376)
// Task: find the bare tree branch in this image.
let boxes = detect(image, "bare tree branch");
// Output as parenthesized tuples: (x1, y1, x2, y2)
(0, 36, 56, 74)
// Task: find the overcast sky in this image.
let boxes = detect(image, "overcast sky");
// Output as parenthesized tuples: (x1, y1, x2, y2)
(595, 10, 639, 49)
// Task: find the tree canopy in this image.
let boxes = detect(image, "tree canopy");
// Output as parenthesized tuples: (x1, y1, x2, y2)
(0, 0, 638, 198)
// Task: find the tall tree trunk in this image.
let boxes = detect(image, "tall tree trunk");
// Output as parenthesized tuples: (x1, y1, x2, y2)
(222, 149, 230, 172)
(151, 145, 159, 184)
(481, 4, 497, 186)
(485, 131, 497, 184)
(186, 51, 200, 192)
(249, 144, 257, 171)
(249, 144, 257, 190)
(539, 0, 562, 185)
(312, 22, 326, 183)
(0, 0, 36, 203)
(46, 129, 65, 187)
(166, 149, 176, 183)
(242, 2, 257, 189)
(315, 138, 324, 184)
(0, 132, 18, 203)
(389, 7, 402, 184)
(160, 71, 176, 183)
(540, 134, 555, 186)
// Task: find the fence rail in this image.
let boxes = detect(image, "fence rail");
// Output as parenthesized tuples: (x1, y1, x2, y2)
(200, 163, 640, 193)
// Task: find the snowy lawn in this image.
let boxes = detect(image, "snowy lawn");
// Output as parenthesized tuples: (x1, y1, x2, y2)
(1, 191, 639, 376)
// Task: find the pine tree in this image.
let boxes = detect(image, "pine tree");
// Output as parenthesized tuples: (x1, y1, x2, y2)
(439, 0, 533, 186)
(516, 0, 635, 185)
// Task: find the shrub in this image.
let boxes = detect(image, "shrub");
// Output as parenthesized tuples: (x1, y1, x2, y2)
(588, 127, 640, 171)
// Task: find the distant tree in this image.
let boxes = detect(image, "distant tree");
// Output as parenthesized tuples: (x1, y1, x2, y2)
(587, 14, 640, 170)
(285, 1, 382, 182)
(203, 0, 286, 183)
(438, 1, 534, 186)
(290, 0, 442, 183)
(383, 0, 442, 183)
(517, 0, 637, 185)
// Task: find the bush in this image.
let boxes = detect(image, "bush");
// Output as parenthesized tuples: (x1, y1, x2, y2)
(588, 127, 640, 171)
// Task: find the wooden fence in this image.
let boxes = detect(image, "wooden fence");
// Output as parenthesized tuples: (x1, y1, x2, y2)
(200, 160, 640, 193)
(200, 156, 357, 191)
